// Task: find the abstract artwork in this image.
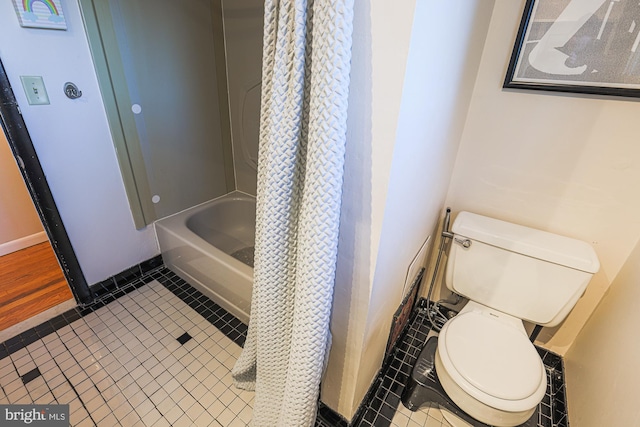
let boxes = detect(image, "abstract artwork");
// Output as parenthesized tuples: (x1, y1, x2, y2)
(505, 0, 640, 98)
(12, 0, 67, 30)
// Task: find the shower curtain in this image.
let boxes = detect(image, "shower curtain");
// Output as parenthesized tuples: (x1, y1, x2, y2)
(231, 0, 354, 425)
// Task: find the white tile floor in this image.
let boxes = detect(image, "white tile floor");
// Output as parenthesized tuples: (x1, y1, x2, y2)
(391, 402, 471, 427)
(0, 280, 254, 426)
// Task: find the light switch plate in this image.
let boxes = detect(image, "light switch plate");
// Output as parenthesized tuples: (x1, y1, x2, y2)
(20, 76, 50, 105)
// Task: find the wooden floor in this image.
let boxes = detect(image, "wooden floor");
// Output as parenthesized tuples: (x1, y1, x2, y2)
(0, 242, 73, 331)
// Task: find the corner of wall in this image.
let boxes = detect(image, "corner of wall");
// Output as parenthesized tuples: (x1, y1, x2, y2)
(564, 236, 640, 426)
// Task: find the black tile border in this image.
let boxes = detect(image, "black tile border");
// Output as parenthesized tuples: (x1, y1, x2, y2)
(89, 254, 163, 300)
(315, 401, 349, 427)
(0, 259, 258, 426)
(149, 269, 248, 348)
(350, 298, 571, 427)
(314, 300, 432, 427)
(0, 258, 571, 427)
(0, 258, 253, 362)
(352, 302, 432, 427)
(0, 256, 163, 361)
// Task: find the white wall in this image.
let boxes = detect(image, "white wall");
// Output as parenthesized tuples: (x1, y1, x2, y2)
(564, 236, 640, 426)
(322, 0, 495, 419)
(322, 0, 416, 417)
(0, 131, 44, 249)
(354, 0, 496, 410)
(321, 0, 379, 416)
(444, 0, 640, 355)
(0, 0, 158, 285)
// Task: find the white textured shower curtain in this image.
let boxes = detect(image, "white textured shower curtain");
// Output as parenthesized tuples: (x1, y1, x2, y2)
(231, 0, 354, 425)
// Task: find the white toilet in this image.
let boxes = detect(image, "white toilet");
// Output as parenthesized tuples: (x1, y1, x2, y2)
(435, 212, 599, 427)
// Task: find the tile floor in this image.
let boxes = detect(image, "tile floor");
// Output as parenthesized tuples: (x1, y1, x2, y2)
(391, 403, 458, 427)
(0, 265, 570, 427)
(354, 303, 569, 427)
(0, 279, 254, 426)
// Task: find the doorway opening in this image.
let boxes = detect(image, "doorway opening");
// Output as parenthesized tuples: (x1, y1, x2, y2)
(0, 58, 91, 335)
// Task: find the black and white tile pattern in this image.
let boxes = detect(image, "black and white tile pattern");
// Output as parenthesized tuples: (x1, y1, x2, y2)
(150, 270, 248, 348)
(354, 302, 570, 427)
(0, 263, 570, 427)
(0, 274, 253, 426)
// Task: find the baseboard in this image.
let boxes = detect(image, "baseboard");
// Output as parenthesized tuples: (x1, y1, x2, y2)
(0, 255, 164, 360)
(0, 298, 76, 344)
(0, 231, 47, 257)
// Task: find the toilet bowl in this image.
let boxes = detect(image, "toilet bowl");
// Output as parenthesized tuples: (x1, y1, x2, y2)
(435, 302, 546, 426)
(404, 211, 599, 426)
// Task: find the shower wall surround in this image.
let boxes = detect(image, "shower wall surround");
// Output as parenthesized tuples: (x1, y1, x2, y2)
(81, 0, 263, 226)
(222, 0, 264, 196)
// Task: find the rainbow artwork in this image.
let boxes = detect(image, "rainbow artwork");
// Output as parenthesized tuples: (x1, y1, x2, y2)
(12, 0, 67, 30)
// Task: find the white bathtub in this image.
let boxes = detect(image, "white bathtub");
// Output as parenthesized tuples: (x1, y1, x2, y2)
(155, 192, 255, 324)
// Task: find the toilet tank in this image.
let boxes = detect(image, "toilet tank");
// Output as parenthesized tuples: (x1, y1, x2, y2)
(445, 212, 600, 327)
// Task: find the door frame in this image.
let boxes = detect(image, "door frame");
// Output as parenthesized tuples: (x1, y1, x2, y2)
(0, 58, 92, 305)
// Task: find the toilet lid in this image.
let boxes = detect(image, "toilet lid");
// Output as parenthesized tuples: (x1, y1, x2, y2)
(439, 311, 544, 402)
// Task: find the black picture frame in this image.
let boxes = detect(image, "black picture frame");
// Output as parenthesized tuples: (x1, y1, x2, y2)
(504, 0, 640, 98)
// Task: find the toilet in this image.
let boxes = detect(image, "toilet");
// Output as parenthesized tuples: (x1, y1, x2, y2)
(434, 212, 599, 427)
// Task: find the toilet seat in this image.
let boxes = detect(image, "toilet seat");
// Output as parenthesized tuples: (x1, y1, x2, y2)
(437, 311, 546, 413)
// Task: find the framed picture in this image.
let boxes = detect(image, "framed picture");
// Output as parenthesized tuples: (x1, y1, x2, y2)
(504, 0, 640, 98)
(12, 0, 68, 30)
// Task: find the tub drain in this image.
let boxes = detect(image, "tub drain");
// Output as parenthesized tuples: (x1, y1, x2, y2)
(230, 246, 255, 268)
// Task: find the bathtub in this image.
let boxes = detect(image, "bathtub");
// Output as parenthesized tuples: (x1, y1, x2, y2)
(155, 192, 255, 324)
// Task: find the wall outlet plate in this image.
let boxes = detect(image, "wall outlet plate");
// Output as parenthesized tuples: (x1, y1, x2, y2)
(20, 76, 50, 105)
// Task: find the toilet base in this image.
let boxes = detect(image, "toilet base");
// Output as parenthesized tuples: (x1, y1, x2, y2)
(401, 336, 538, 427)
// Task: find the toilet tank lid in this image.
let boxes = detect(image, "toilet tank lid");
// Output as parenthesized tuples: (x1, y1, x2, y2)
(452, 212, 600, 273)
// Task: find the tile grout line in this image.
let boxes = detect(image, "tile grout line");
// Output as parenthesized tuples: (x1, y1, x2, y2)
(358, 304, 570, 427)
(57, 311, 112, 424)
(0, 263, 247, 362)
(28, 324, 93, 424)
(0, 261, 163, 361)
(1, 267, 254, 426)
(1, 263, 571, 427)
(51, 283, 185, 423)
